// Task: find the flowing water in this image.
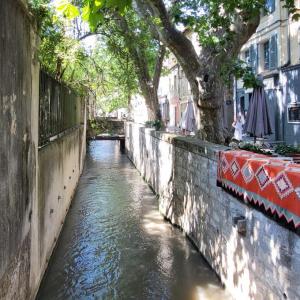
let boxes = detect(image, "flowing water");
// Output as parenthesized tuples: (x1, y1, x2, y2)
(37, 141, 231, 300)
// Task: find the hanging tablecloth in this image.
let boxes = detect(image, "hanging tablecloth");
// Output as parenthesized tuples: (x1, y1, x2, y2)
(217, 150, 300, 227)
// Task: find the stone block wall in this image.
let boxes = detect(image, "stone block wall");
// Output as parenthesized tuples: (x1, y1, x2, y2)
(87, 118, 125, 139)
(125, 122, 300, 300)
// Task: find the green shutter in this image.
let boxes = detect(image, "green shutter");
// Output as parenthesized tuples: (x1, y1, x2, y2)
(250, 44, 258, 73)
(269, 34, 278, 69)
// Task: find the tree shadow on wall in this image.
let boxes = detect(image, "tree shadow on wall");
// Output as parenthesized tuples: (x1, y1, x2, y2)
(161, 146, 299, 299)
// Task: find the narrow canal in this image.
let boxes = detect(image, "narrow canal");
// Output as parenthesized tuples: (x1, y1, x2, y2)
(37, 141, 230, 300)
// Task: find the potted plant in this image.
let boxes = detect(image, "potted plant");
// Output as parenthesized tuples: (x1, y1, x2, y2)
(275, 144, 300, 163)
(145, 120, 162, 131)
(238, 142, 273, 156)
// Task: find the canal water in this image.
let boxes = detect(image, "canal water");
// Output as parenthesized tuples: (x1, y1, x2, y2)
(37, 141, 231, 300)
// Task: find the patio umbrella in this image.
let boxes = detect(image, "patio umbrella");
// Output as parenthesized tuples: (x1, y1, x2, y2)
(180, 100, 196, 132)
(245, 86, 273, 142)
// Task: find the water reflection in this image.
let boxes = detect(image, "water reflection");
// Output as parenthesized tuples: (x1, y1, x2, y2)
(37, 141, 231, 300)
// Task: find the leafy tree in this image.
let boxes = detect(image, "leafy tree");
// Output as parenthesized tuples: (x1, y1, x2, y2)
(28, 0, 139, 114)
(134, 0, 297, 142)
(71, 0, 296, 143)
(85, 41, 138, 113)
(109, 11, 166, 120)
(52, 0, 166, 120)
(34, 0, 298, 139)
(29, 0, 83, 81)
(84, 8, 165, 120)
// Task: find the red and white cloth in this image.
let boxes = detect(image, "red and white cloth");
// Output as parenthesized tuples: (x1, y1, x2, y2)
(217, 150, 300, 227)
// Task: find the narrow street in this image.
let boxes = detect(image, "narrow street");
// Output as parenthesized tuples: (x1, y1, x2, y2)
(37, 141, 230, 300)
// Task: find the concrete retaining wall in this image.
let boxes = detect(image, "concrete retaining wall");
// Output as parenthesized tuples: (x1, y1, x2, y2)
(0, 1, 86, 298)
(0, 1, 39, 298)
(30, 126, 86, 299)
(125, 122, 300, 300)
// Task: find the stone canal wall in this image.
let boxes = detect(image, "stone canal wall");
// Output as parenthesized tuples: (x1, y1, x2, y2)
(87, 118, 125, 139)
(125, 122, 300, 300)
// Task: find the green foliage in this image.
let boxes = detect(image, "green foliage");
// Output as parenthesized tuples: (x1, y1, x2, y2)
(239, 143, 272, 155)
(145, 120, 162, 130)
(53, 0, 132, 31)
(28, 0, 138, 113)
(169, 0, 297, 87)
(54, 0, 80, 18)
(221, 59, 262, 89)
(282, 0, 300, 20)
(275, 144, 300, 155)
(170, 0, 262, 49)
(239, 143, 300, 156)
(30, 0, 298, 116)
(170, 0, 296, 49)
(89, 119, 98, 129)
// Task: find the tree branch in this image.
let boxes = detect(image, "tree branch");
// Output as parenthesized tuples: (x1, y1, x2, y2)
(78, 30, 110, 41)
(153, 43, 166, 90)
(133, 0, 160, 40)
(141, 0, 201, 75)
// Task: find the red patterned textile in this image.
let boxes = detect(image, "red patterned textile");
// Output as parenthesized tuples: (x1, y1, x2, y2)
(217, 150, 300, 227)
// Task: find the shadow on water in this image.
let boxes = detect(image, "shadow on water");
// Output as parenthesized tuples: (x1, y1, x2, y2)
(37, 141, 231, 300)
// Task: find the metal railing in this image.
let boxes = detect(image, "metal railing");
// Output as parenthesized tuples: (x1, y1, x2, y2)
(39, 71, 82, 146)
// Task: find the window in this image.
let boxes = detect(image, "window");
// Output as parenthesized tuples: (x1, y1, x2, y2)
(244, 44, 258, 73)
(263, 35, 278, 70)
(174, 75, 178, 93)
(288, 103, 300, 123)
(264, 0, 275, 14)
(264, 41, 270, 70)
(240, 96, 245, 116)
(245, 49, 250, 64)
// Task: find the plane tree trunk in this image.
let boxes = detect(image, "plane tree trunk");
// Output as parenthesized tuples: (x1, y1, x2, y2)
(137, 0, 260, 143)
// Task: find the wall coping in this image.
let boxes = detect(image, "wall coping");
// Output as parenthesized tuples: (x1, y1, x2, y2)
(38, 125, 83, 151)
(126, 122, 230, 161)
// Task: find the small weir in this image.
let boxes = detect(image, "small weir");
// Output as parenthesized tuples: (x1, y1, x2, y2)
(37, 141, 230, 300)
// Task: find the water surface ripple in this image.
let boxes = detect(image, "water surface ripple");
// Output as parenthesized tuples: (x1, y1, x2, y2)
(37, 141, 231, 300)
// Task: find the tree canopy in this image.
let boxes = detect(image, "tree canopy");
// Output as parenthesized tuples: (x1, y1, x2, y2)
(30, 0, 299, 142)
(29, 0, 167, 116)
(29, 0, 137, 113)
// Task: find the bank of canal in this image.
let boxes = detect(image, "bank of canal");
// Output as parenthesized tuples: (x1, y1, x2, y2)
(37, 141, 231, 300)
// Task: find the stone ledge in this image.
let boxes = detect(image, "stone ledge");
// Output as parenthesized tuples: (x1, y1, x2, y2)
(127, 122, 229, 161)
(38, 125, 83, 151)
(172, 137, 229, 161)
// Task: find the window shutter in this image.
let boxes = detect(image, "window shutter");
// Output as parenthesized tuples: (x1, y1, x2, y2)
(250, 44, 258, 73)
(255, 44, 258, 73)
(264, 41, 270, 70)
(271, 0, 275, 13)
(266, 0, 275, 13)
(269, 34, 278, 69)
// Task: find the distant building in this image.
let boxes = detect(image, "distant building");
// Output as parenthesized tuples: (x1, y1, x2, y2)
(237, 0, 300, 145)
(158, 30, 233, 133)
(158, 31, 199, 130)
(158, 1, 300, 144)
(129, 94, 149, 123)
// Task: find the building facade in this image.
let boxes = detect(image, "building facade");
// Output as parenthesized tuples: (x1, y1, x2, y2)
(158, 31, 201, 130)
(158, 52, 190, 128)
(158, 31, 234, 134)
(237, 0, 300, 145)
